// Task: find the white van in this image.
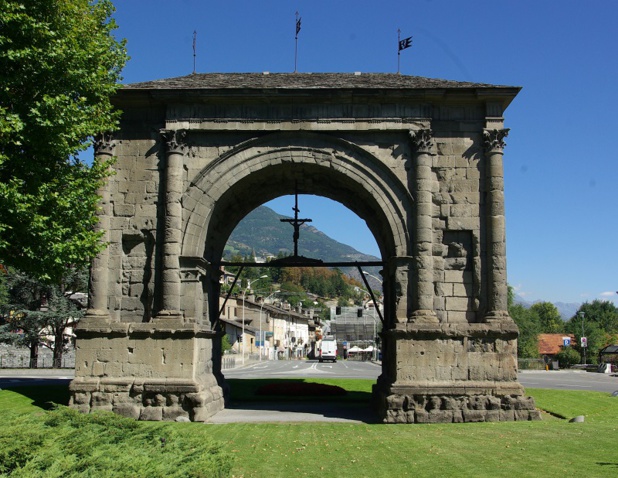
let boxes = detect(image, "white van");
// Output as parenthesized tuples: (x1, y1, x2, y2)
(318, 337, 337, 363)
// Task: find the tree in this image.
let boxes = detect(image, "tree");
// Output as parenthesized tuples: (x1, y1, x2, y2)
(0, 268, 86, 368)
(530, 302, 563, 333)
(509, 303, 541, 358)
(221, 334, 232, 355)
(507, 286, 541, 358)
(0, 0, 128, 282)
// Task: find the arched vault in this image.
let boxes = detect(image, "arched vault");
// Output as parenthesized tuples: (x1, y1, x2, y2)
(181, 131, 411, 263)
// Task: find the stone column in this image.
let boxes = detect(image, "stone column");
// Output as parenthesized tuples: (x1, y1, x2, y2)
(157, 129, 186, 320)
(483, 129, 510, 321)
(408, 129, 437, 323)
(85, 133, 114, 321)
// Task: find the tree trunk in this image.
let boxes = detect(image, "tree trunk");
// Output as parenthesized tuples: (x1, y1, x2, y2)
(52, 328, 64, 368)
(29, 342, 39, 369)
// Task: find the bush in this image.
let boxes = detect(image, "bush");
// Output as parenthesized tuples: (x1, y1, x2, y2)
(555, 347, 581, 368)
(0, 407, 233, 477)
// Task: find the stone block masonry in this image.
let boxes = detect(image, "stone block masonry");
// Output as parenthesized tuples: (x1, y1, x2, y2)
(72, 73, 538, 423)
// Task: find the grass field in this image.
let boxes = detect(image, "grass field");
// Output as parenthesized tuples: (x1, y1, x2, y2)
(1, 379, 617, 477)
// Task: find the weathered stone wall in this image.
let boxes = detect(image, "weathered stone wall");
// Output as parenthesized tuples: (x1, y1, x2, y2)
(0, 344, 75, 369)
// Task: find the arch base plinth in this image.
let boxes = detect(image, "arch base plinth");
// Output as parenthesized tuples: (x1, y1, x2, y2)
(373, 323, 540, 423)
(69, 323, 224, 422)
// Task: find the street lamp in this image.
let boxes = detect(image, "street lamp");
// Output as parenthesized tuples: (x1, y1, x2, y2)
(241, 275, 268, 364)
(362, 270, 383, 285)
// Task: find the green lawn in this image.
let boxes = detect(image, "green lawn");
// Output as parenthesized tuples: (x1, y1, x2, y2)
(1, 380, 617, 477)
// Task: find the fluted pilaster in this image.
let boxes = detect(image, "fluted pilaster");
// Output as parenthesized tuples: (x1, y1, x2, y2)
(86, 133, 115, 321)
(483, 129, 510, 321)
(408, 129, 438, 323)
(157, 129, 186, 320)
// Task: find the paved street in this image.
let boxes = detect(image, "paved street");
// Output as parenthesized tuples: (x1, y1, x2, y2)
(226, 359, 618, 393)
(224, 359, 381, 380)
(2, 362, 618, 394)
(0, 368, 74, 389)
(518, 369, 618, 394)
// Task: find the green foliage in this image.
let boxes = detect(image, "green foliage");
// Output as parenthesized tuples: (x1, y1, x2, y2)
(221, 334, 232, 355)
(530, 301, 563, 333)
(555, 346, 581, 368)
(0, 0, 128, 282)
(509, 302, 541, 358)
(0, 407, 232, 477)
(223, 253, 360, 311)
(565, 300, 618, 364)
(0, 266, 8, 305)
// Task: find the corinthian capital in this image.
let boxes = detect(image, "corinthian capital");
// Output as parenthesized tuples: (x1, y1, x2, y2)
(409, 129, 434, 154)
(94, 132, 115, 156)
(160, 129, 187, 155)
(483, 129, 510, 153)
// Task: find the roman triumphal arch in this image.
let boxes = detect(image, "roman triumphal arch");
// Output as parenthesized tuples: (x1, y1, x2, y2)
(70, 73, 540, 423)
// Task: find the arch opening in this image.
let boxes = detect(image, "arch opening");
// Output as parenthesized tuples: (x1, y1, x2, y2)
(218, 195, 385, 396)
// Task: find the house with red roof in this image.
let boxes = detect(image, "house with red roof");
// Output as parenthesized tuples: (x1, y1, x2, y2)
(538, 333, 576, 358)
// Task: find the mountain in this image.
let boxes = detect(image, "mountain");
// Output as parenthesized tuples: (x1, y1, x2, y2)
(553, 302, 581, 321)
(225, 205, 382, 284)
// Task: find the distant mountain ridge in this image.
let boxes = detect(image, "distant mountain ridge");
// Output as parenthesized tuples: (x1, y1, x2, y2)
(514, 295, 580, 321)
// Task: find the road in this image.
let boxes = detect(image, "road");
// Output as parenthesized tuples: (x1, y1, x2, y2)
(224, 359, 381, 380)
(0, 369, 74, 389)
(225, 360, 618, 393)
(518, 369, 618, 394)
(2, 363, 617, 394)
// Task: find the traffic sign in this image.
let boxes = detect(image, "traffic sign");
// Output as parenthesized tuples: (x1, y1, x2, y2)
(581, 337, 588, 348)
(562, 337, 571, 347)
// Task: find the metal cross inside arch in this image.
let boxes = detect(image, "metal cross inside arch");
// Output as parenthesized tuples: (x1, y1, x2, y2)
(279, 185, 312, 258)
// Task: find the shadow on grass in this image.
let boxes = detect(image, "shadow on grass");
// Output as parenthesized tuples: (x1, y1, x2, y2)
(227, 378, 372, 403)
(220, 378, 380, 423)
(2, 384, 70, 410)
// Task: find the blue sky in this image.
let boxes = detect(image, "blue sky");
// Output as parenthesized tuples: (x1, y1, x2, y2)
(111, 0, 618, 306)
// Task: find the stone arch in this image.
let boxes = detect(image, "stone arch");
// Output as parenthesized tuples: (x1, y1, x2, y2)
(181, 131, 411, 264)
(70, 73, 540, 424)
